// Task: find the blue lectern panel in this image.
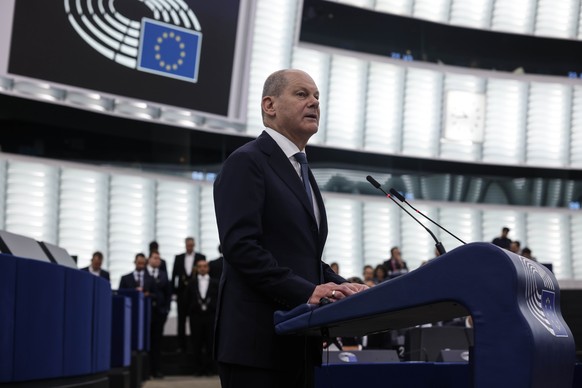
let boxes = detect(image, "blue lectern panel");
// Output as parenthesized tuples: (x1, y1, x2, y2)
(63, 268, 93, 376)
(111, 295, 132, 367)
(276, 243, 575, 388)
(0, 254, 17, 381)
(13, 257, 65, 381)
(116, 289, 145, 351)
(93, 278, 112, 372)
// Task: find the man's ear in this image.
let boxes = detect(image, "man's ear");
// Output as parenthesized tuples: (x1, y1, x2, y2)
(262, 96, 276, 117)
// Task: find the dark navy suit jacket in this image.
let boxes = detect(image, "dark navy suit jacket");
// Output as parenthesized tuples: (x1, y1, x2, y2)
(213, 131, 345, 371)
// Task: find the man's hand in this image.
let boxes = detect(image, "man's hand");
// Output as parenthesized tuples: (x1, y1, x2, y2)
(308, 282, 368, 304)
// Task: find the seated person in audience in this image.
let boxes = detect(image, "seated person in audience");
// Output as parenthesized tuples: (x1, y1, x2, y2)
(330, 262, 340, 275)
(509, 240, 521, 254)
(362, 265, 375, 287)
(492, 227, 511, 250)
(346, 276, 364, 284)
(383, 247, 409, 279)
(521, 247, 537, 262)
(118, 253, 153, 296)
(80, 251, 110, 281)
(373, 264, 388, 284)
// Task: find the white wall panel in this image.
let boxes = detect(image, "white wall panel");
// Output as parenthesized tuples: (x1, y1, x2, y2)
(402, 68, 443, 157)
(571, 214, 582, 279)
(535, 0, 580, 39)
(108, 175, 155, 287)
(412, 0, 451, 23)
(364, 62, 405, 153)
(526, 213, 571, 278)
(449, 0, 493, 29)
(570, 86, 582, 167)
(482, 79, 528, 164)
(199, 185, 220, 261)
(362, 200, 400, 267)
(438, 207, 480, 252)
(526, 82, 571, 167)
(155, 180, 200, 272)
(491, 0, 535, 34)
(58, 168, 109, 268)
(325, 55, 367, 148)
(323, 197, 362, 278)
(400, 203, 435, 269)
(374, 0, 413, 16)
(5, 161, 59, 243)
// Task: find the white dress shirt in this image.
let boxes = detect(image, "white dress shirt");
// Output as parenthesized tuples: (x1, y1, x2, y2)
(184, 252, 194, 276)
(264, 127, 321, 228)
(198, 274, 209, 299)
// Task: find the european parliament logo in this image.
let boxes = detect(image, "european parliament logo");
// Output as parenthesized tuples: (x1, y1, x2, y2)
(520, 257, 569, 338)
(541, 290, 568, 337)
(137, 19, 202, 82)
(64, 0, 202, 83)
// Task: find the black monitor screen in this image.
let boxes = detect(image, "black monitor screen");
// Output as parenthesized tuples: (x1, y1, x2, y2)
(6, 0, 247, 118)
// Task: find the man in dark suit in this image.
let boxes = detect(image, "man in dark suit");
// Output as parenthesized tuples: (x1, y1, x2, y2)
(213, 69, 367, 388)
(148, 241, 168, 274)
(147, 251, 172, 378)
(187, 259, 218, 376)
(171, 237, 206, 352)
(118, 253, 153, 295)
(80, 251, 110, 282)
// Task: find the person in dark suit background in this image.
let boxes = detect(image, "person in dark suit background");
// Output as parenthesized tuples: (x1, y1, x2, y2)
(147, 250, 172, 378)
(148, 240, 168, 274)
(171, 237, 206, 352)
(213, 69, 367, 388)
(492, 226, 512, 250)
(208, 244, 223, 281)
(80, 251, 110, 282)
(187, 259, 218, 376)
(118, 253, 153, 295)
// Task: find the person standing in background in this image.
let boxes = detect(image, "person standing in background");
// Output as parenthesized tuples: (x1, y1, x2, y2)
(119, 253, 152, 295)
(172, 237, 206, 352)
(80, 251, 110, 282)
(492, 227, 512, 250)
(147, 251, 172, 378)
(187, 259, 218, 376)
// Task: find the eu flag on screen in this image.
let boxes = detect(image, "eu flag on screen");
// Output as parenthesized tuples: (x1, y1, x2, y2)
(541, 290, 568, 337)
(138, 18, 202, 82)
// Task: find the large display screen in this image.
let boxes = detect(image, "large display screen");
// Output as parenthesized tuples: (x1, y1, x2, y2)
(1, 0, 251, 120)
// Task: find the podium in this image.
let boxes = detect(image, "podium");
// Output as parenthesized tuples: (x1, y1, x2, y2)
(275, 243, 575, 388)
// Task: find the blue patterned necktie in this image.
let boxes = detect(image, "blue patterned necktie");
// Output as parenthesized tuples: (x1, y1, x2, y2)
(294, 152, 314, 209)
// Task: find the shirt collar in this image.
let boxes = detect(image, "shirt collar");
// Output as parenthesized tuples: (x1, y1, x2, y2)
(264, 127, 304, 159)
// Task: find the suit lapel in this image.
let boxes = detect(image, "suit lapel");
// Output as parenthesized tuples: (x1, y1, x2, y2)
(257, 132, 316, 219)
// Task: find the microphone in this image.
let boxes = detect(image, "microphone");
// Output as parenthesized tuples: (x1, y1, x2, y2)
(389, 188, 466, 245)
(366, 175, 446, 255)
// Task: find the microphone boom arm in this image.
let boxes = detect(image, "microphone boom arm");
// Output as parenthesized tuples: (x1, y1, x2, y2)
(366, 176, 446, 255)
